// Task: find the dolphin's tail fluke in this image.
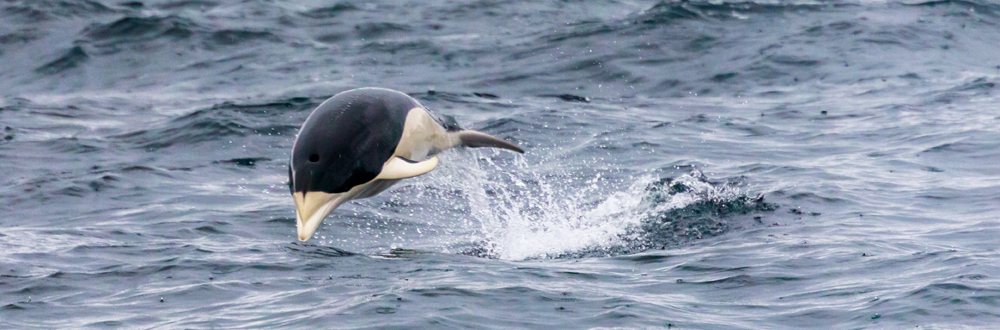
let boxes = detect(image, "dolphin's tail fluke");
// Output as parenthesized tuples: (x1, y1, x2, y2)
(456, 130, 524, 153)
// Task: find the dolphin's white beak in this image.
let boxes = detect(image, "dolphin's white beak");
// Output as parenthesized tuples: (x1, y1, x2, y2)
(292, 191, 347, 242)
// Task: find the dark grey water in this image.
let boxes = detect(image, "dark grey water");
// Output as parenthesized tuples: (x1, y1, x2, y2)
(2, 0, 999, 328)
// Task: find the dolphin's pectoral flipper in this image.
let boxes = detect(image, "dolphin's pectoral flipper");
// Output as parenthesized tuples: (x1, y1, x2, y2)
(457, 130, 524, 153)
(375, 156, 439, 180)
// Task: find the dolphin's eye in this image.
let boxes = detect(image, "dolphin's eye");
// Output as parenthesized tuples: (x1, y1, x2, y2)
(309, 154, 319, 162)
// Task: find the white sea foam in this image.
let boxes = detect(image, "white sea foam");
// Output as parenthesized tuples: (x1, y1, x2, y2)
(432, 150, 738, 260)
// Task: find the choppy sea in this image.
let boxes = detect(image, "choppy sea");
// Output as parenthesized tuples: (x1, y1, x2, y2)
(2, 0, 999, 328)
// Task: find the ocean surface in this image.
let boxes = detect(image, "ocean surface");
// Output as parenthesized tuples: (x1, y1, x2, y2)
(2, 0, 999, 328)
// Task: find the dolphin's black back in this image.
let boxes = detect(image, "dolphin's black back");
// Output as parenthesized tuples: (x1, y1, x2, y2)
(290, 88, 419, 194)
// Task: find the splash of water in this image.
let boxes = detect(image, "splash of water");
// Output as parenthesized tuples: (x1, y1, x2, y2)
(462, 156, 653, 260)
(432, 150, 762, 260)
